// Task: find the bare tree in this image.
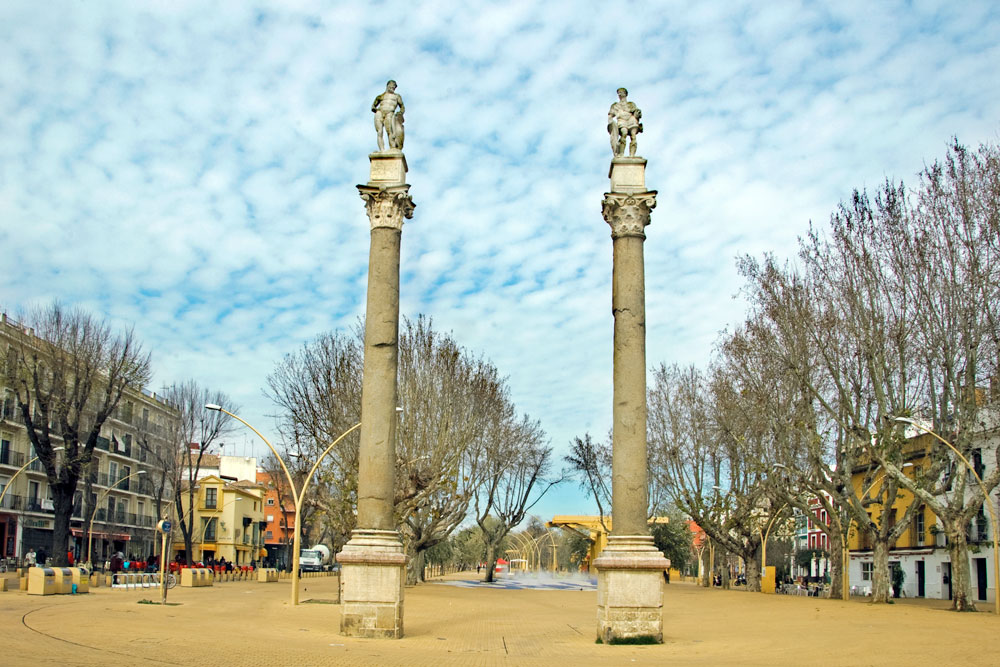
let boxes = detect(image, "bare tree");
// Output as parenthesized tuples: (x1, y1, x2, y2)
(266, 326, 364, 553)
(475, 415, 557, 583)
(162, 381, 236, 565)
(564, 433, 612, 532)
(266, 317, 524, 582)
(648, 363, 776, 591)
(2, 304, 151, 566)
(394, 317, 509, 583)
(871, 140, 1000, 610)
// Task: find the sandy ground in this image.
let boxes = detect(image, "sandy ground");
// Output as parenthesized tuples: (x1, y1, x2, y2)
(1, 571, 997, 666)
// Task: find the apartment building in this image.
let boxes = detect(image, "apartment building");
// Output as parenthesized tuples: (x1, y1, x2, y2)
(0, 313, 178, 565)
(257, 470, 296, 569)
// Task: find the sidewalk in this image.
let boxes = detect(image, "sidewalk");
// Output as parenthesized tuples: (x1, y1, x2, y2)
(1, 572, 997, 666)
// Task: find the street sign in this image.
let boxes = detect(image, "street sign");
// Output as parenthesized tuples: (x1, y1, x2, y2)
(157, 520, 172, 534)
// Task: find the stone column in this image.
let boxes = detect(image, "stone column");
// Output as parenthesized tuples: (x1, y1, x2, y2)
(593, 156, 670, 644)
(337, 149, 414, 639)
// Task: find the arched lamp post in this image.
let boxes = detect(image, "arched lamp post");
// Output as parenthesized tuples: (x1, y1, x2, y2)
(205, 404, 370, 606)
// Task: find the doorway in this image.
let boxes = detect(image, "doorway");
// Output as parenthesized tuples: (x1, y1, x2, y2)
(916, 560, 925, 598)
(975, 557, 987, 601)
(943, 562, 953, 600)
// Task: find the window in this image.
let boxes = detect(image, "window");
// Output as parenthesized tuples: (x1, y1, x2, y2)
(109, 461, 118, 482)
(121, 400, 134, 423)
(265, 531, 273, 540)
(0, 437, 11, 465)
(203, 517, 217, 542)
(205, 487, 217, 509)
(266, 497, 275, 506)
(862, 562, 873, 581)
(973, 449, 985, 481)
(1, 390, 14, 419)
(915, 507, 925, 545)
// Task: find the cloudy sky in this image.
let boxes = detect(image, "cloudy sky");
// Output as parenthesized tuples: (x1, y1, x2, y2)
(2, 1, 998, 520)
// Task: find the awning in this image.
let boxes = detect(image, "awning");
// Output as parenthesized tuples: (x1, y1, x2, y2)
(70, 528, 131, 541)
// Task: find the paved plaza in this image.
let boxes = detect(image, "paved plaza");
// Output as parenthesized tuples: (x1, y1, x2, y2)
(2, 572, 998, 666)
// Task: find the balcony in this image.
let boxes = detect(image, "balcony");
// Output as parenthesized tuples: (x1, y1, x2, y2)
(0, 450, 25, 467)
(0, 493, 24, 510)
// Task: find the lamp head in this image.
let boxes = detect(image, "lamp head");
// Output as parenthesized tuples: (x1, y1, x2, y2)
(205, 404, 222, 412)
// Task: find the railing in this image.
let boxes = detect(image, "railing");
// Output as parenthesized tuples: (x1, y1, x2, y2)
(27, 459, 45, 472)
(0, 450, 25, 467)
(0, 493, 24, 510)
(112, 572, 169, 590)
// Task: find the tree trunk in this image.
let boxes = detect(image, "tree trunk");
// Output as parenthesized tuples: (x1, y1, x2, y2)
(483, 542, 497, 583)
(745, 551, 761, 592)
(946, 529, 976, 612)
(870, 539, 892, 603)
(406, 549, 425, 586)
(51, 482, 75, 567)
(828, 533, 845, 600)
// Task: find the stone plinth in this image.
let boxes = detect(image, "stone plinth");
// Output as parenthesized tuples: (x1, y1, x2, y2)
(593, 535, 669, 643)
(337, 529, 406, 638)
(368, 150, 407, 186)
(608, 157, 647, 194)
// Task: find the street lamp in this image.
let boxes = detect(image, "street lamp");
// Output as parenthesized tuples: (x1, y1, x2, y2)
(0, 446, 63, 568)
(205, 404, 365, 606)
(892, 416, 1000, 615)
(86, 469, 147, 570)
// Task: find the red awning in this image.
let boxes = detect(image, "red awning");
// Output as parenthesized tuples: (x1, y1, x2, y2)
(70, 528, 131, 541)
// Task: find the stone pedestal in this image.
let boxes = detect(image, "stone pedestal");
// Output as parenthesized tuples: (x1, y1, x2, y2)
(594, 536, 669, 643)
(598, 156, 669, 643)
(337, 530, 407, 638)
(337, 149, 414, 639)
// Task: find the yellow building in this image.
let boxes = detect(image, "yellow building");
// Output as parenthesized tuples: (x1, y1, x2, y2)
(847, 431, 993, 602)
(172, 475, 265, 566)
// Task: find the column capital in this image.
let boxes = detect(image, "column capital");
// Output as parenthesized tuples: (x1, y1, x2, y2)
(358, 184, 415, 231)
(602, 191, 657, 239)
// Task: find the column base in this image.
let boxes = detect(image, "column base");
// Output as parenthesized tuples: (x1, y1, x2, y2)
(592, 535, 669, 644)
(336, 529, 407, 639)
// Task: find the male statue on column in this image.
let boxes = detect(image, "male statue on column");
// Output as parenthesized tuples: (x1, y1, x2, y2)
(596, 87, 669, 644)
(372, 79, 405, 151)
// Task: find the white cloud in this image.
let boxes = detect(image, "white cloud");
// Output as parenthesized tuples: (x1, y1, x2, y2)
(1, 0, 999, 521)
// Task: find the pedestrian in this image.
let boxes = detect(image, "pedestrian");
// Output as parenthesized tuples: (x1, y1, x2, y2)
(25, 548, 37, 568)
(67, 550, 75, 566)
(37, 548, 47, 567)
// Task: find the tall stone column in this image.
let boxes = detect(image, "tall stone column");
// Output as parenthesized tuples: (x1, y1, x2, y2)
(337, 149, 414, 639)
(592, 154, 670, 643)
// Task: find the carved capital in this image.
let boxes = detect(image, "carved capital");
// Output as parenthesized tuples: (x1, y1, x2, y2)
(358, 185, 415, 231)
(602, 191, 657, 239)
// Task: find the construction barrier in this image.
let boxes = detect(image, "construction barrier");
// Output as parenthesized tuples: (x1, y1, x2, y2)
(180, 568, 212, 588)
(27, 567, 56, 596)
(258, 568, 278, 583)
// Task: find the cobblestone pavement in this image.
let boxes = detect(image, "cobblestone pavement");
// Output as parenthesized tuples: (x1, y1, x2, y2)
(2, 572, 998, 666)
